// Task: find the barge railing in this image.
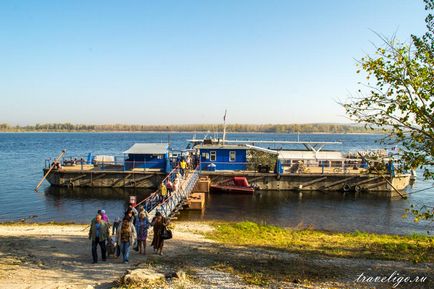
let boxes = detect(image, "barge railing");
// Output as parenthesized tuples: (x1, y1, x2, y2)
(46, 157, 172, 172)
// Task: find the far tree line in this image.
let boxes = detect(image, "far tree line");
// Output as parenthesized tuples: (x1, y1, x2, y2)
(0, 123, 384, 134)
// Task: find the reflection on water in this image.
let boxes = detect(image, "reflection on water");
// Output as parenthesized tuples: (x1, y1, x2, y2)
(36, 186, 420, 235)
(21, 184, 429, 235)
(178, 190, 427, 235)
(45, 186, 153, 200)
(39, 187, 154, 223)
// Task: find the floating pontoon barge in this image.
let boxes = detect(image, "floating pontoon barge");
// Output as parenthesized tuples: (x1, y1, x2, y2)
(42, 140, 411, 198)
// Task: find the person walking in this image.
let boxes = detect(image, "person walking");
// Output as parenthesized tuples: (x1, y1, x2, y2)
(151, 211, 167, 255)
(160, 182, 168, 200)
(125, 208, 134, 222)
(173, 174, 180, 192)
(128, 203, 138, 216)
(135, 212, 150, 255)
(126, 203, 138, 221)
(186, 155, 192, 169)
(179, 158, 187, 178)
(88, 213, 110, 264)
(117, 216, 137, 263)
(100, 209, 109, 223)
(137, 205, 145, 216)
(112, 216, 121, 235)
(165, 179, 173, 195)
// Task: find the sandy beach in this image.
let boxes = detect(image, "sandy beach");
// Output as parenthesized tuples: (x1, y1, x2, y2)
(0, 222, 432, 289)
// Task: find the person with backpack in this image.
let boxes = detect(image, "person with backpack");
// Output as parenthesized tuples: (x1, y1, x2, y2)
(117, 216, 137, 264)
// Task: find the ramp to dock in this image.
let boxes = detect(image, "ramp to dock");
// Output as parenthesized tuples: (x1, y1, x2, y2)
(135, 167, 200, 220)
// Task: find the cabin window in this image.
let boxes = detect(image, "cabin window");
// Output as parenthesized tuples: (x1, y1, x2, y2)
(210, 151, 217, 161)
(229, 151, 236, 162)
(157, 155, 163, 159)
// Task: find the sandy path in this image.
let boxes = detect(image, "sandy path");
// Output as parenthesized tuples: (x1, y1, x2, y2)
(0, 222, 432, 289)
(0, 222, 228, 289)
(0, 224, 133, 289)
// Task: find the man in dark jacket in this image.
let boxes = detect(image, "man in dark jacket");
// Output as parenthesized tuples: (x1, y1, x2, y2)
(89, 213, 110, 263)
(126, 203, 138, 225)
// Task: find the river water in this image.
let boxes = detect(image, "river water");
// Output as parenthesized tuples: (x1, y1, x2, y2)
(0, 132, 432, 235)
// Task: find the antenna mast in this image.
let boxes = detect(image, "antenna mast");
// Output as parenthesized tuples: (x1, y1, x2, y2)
(222, 109, 227, 144)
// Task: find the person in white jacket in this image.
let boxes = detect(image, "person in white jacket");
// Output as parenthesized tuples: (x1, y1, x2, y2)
(117, 216, 137, 263)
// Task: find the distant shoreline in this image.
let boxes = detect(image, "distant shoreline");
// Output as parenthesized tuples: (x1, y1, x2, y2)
(0, 130, 386, 135)
(0, 123, 387, 134)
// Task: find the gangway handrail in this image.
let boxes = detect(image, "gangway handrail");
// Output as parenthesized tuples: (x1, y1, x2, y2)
(134, 165, 200, 217)
(133, 165, 179, 209)
(155, 171, 199, 218)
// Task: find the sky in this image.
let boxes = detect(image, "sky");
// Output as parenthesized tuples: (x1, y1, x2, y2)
(0, 0, 428, 125)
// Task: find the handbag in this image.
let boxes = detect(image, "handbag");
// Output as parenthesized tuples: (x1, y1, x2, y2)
(115, 244, 120, 257)
(160, 227, 173, 240)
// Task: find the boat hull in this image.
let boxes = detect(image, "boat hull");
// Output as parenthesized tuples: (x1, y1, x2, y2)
(210, 184, 254, 194)
(42, 169, 411, 197)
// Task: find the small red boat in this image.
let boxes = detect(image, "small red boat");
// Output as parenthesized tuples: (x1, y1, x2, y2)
(210, 177, 255, 194)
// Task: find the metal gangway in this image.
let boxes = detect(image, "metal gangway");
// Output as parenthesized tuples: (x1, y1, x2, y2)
(134, 166, 200, 220)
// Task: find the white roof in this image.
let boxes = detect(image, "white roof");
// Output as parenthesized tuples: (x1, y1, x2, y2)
(245, 144, 279, 154)
(94, 155, 115, 163)
(123, 143, 168, 154)
(94, 155, 115, 161)
(278, 150, 344, 161)
(196, 144, 278, 154)
(195, 144, 247, 150)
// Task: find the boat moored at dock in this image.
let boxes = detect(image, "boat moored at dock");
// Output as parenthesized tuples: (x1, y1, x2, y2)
(210, 177, 256, 194)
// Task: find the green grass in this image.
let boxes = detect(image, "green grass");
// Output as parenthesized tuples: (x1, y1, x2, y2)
(206, 221, 434, 263)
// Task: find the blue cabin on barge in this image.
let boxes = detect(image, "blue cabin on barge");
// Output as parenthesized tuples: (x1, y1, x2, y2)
(123, 143, 171, 172)
(197, 144, 248, 171)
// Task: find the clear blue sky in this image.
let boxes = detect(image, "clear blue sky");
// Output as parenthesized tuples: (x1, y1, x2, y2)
(0, 0, 427, 125)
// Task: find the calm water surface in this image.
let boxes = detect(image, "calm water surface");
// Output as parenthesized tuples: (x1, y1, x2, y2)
(0, 132, 432, 235)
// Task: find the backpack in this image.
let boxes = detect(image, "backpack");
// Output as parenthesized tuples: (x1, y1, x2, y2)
(120, 221, 131, 242)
